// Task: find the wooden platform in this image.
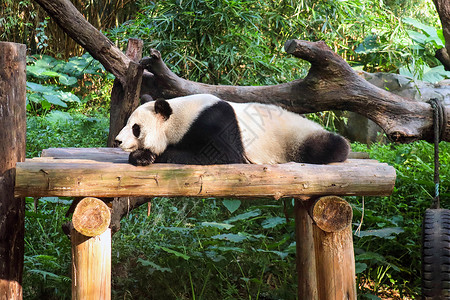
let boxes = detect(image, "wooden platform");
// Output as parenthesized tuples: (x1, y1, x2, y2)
(14, 148, 396, 199)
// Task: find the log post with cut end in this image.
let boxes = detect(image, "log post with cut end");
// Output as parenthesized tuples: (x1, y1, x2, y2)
(295, 199, 318, 299)
(71, 197, 111, 300)
(312, 196, 356, 300)
(0, 42, 26, 300)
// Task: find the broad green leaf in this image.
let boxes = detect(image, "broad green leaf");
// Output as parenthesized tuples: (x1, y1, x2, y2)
(56, 91, 81, 103)
(45, 111, 73, 123)
(256, 249, 288, 259)
(261, 217, 285, 229)
(355, 262, 367, 274)
(211, 233, 247, 243)
(356, 227, 404, 239)
(422, 66, 450, 83)
(201, 222, 234, 230)
(209, 246, 245, 253)
(137, 258, 172, 273)
(43, 94, 67, 107)
(157, 246, 190, 260)
(41, 70, 61, 78)
(59, 74, 78, 86)
(222, 199, 241, 214)
(224, 209, 261, 223)
(26, 82, 56, 93)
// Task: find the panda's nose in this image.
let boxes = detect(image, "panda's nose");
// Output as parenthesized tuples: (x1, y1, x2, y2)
(113, 139, 122, 148)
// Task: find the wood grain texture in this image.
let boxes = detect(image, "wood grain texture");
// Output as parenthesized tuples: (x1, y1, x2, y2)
(72, 197, 111, 237)
(314, 225, 357, 300)
(71, 228, 111, 300)
(15, 158, 396, 198)
(311, 196, 353, 233)
(295, 200, 318, 300)
(0, 42, 26, 300)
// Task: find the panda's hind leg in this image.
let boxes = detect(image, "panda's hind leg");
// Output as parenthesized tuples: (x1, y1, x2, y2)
(295, 132, 350, 164)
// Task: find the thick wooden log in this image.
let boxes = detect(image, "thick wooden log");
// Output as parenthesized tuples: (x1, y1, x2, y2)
(313, 213, 357, 299)
(72, 197, 111, 237)
(71, 227, 111, 300)
(295, 200, 318, 299)
(0, 42, 26, 300)
(15, 158, 396, 198)
(310, 196, 353, 233)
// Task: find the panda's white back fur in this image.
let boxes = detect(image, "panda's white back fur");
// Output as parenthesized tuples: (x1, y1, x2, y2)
(164, 94, 326, 164)
(229, 101, 325, 164)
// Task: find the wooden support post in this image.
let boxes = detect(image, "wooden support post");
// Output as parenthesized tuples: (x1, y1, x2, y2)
(312, 196, 357, 300)
(295, 196, 356, 300)
(71, 197, 111, 300)
(0, 42, 26, 300)
(295, 199, 318, 299)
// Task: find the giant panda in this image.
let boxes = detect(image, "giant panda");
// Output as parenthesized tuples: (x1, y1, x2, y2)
(114, 94, 350, 166)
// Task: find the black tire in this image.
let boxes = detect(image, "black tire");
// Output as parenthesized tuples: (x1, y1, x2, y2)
(422, 208, 450, 299)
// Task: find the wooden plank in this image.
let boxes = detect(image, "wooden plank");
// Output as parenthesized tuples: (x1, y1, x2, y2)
(40, 147, 369, 161)
(15, 159, 396, 198)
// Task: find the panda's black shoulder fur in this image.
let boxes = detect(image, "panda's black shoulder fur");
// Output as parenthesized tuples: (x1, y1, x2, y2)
(154, 100, 246, 165)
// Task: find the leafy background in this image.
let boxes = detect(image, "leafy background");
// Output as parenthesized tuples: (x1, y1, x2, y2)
(3, 0, 449, 298)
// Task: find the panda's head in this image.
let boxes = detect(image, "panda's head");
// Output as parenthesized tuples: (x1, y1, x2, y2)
(115, 99, 173, 156)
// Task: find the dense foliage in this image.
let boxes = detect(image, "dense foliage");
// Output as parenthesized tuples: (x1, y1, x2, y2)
(7, 0, 449, 298)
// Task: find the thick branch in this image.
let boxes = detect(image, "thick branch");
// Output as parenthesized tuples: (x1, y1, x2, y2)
(33, 0, 130, 85)
(141, 41, 449, 143)
(32, 0, 449, 143)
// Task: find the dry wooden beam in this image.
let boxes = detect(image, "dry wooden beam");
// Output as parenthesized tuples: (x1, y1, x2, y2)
(15, 159, 396, 198)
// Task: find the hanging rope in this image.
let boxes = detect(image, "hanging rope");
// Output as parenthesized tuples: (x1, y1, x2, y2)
(428, 98, 444, 209)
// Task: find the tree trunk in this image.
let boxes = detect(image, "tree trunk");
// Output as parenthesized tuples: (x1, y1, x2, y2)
(0, 42, 27, 300)
(107, 38, 144, 147)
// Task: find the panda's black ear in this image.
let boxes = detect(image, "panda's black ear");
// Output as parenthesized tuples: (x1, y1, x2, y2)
(154, 99, 173, 120)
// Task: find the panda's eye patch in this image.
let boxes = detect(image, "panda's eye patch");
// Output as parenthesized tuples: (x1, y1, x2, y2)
(132, 124, 141, 138)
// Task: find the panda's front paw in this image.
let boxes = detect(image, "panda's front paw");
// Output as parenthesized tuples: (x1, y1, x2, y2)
(128, 149, 156, 166)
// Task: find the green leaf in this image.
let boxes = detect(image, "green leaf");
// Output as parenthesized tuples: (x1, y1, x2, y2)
(137, 258, 172, 273)
(209, 246, 245, 253)
(156, 246, 190, 260)
(261, 217, 286, 229)
(45, 111, 73, 123)
(26, 81, 56, 93)
(256, 249, 288, 259)
(211, 233, 248, 243)
(59, 74, 78, 86)
(201, 222, 234, 230)
(355, 262, 367, 274)
(222, 199, 241, 214)
(356, 227, 404, 239)
(422, 66, 450, 83)
(224, 209, 261, 223)
(43, 94, 67, 107)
